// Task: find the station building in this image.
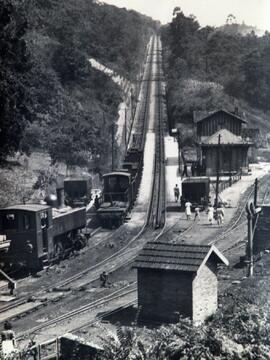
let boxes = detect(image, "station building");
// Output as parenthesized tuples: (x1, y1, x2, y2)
(134, 242, 229, 324)
(194, 109, 253, 176)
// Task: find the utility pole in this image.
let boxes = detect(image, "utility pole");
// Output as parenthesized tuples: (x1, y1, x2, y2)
(177, 130, 181, 175)
(124, 107, 127, 149)
(111, 124, 115, 171)
(215, 134, 221, 207)
(172, 128, 181, 175)
(245, 195, 262, 277)
(254, 178, 258, 208)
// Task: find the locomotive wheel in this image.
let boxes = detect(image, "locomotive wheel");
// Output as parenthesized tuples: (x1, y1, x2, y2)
(74, 234, 87, 250)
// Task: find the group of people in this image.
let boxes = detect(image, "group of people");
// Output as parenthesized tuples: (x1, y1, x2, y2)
(184, 201, 225, 225)
(173, 184, 225, 225)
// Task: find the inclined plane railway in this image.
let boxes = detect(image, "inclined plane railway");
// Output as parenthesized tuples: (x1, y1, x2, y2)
(1, 33, 270, 358)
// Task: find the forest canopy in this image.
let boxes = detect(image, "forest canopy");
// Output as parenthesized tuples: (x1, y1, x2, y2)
(161, 8, 270, 129)
(0, 0, 156, 168)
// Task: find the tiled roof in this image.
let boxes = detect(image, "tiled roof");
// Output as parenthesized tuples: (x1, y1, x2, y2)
(201, 129, 251, 146)
(193, 109, 247, 123)
(134, 242, 228, 273)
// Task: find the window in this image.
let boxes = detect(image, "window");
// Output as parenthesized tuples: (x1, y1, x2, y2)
(3, 213, 18, 230)
(40, 212, 48, 229)
(23, 215, 31, 230)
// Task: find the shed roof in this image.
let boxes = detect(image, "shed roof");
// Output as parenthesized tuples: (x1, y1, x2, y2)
(193, 109, 247, 124)
(201, 129, 251, 146)
(134, 242, 228, 273)
(0, 204, 51, 212)
(103, 172, 131, 178)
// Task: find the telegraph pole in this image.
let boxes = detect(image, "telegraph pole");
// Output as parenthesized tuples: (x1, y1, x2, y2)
(111, 124, 115, 171)
(254, 178, 258, 208)
(215, 134, 221, 207)
(124, 107, 127, 149)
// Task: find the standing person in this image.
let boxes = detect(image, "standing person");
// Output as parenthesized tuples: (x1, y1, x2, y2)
(173, 184, 180, 202)
(94, 195, 100, 210)
(191, 163, 195, 177)
(207, 205, 214, 225)
(182, 163, 188, 177)
(1, 321, 16, 356)
(185, 200, 192, 220)
(216, 204, 225, 225)
(194, 206, 200, 222)
(100, 271, 108, 287)
(25, 240, 34, 276)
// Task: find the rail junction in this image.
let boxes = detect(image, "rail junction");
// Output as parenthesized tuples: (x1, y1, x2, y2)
(1, 34, 270, 359)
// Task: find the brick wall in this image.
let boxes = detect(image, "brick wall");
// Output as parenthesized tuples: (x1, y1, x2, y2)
(192, 260, 217, 324)
(137, 269, 193, 323)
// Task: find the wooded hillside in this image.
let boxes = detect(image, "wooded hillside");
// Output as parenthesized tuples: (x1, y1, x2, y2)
(161, 8, 270, 133)
(0, 0, 155, 170)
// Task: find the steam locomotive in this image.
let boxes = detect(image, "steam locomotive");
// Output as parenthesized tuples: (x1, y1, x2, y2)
(0, 186, 87, 271)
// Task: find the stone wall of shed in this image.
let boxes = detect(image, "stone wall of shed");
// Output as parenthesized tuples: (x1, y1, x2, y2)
(137, 269, 193, 323)
(192, 261, 217, 323)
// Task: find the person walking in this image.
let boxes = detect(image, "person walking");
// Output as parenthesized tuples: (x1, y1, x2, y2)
(194, 207, 200, 222)
(1, 321, 17, 356)
(185, 201, 192, 220)
(216, 204, 225, 225)
(182, 163, 188, 177)
(207, 205, 214, 225)
(173, 184, 180, 202)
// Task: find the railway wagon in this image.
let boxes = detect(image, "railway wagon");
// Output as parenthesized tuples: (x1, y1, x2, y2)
(64, 178, 92, 207)
(0, 203, 86, 271)
(181, 177, 210, 210)
(97, 172, 135, 227)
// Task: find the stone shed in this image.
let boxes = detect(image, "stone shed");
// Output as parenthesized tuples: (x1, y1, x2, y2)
(134, 242, 229, 324)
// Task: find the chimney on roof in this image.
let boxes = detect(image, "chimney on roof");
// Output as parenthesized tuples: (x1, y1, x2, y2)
(234, 106, 239, 115)
(56, 179, 65, 208)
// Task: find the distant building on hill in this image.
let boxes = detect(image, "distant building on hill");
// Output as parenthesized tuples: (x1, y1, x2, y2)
(134, 242, 229, 324)
(193, 109, 253, 176)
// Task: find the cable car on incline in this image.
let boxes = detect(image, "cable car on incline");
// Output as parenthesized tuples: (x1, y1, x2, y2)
(97, 172, 135, 228)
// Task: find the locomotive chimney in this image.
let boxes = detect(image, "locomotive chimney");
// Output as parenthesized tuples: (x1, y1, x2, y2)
(56, 186, 65, 208)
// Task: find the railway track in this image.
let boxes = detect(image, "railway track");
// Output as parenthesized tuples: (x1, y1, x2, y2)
(147, 38, 166, 229)
(1, 36, 169, 331)
(12, 35, 169, 344)
(210, 174, 270, 248)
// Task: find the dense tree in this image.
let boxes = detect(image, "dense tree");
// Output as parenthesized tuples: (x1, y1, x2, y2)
(0, 0, 32, 159)
(0, 0, 155, 169)
(161, 9, 270, 129)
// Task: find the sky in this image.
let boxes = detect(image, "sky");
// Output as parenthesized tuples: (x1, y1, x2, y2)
(102, 0, 270, 31)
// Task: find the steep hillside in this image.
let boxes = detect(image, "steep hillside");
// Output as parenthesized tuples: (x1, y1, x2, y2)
(1, 0, 156, 169)
(0, 0, 156, 205)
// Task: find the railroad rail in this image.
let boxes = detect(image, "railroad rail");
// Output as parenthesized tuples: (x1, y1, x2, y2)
(146, 39, 166, 229)
(0, 36, 168, 331)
